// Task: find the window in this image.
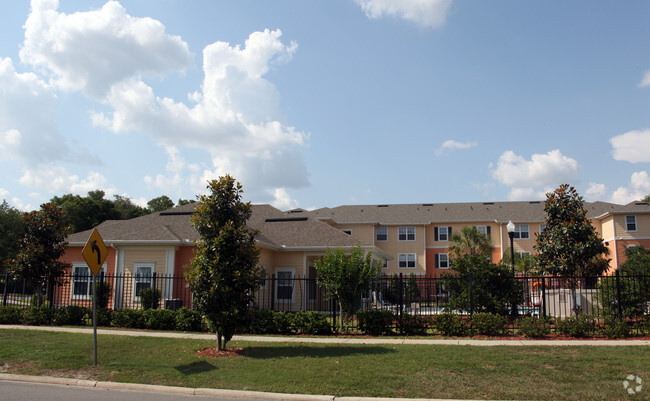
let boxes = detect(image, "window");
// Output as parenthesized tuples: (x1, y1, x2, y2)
(626, 216, 637, 232)
(398, 227, 416, 241)
(516, 251, 531, 258)
(376, 227, 388, 241)
(72, 264, 105, 298)
(134, 263, 154, 297)
(276, 269, 294, 302)
(513, 224, 529, 239)
(436, 253, 449, 269)
(435, 226, 451, 241)
(382, 259, 388, 269)
(475, 225, 491, 237)
(398, 253, 416, 269)
(539, 224, 546, 235)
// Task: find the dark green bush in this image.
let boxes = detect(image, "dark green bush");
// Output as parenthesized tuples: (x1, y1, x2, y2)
(357, 309, 394, 336)
(143, 309, 176, 330)
(138, 288, 161, 310)
(432, 313, 470, 337)
(517, 316, 552, 338)
(0, 306, 23, 324)
(22, 306, 54, 326)
(293, 311, 332, 335)
(53, 305, 88, 326)
(398, 314, 429, 336)
(248, 309, 276, 334)
(636, 317, 650, 336)
(111, 309, 145, 329)
(94, 281, 111, 309)
(471, 313, 509, 336)
(272, 311, 295, 335)
(95, 308, 112, 327)
(600, 317, 631, 339)
(175, 307, 203, 332)
(555, 315, 597, 337)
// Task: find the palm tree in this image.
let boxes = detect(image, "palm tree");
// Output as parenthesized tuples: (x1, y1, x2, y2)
(449, 226, 492, 261)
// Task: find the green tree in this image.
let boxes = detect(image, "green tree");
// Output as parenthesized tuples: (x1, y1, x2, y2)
(0, 200, 25, 271)
(177, 198, 196, 206)
(442, 254, 522, 315)
(10, 203, 71, 306)
(113, 195, 148, 219)
(147, 195, 175, 212)
(598, 246, 650, 318)
(185, 176, 261, 350)
(449, 226, 492, 261)
(314, 245, 383, 332)
(535, 184, 609, 313)
(500, 248, 540, 274)
(51, 191, 119, 233)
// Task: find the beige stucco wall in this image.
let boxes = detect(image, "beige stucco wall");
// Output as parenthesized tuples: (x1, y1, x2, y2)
(122, 249, 169, 276)
(373, 225, 425, 275)
(613, 214, 650, 239)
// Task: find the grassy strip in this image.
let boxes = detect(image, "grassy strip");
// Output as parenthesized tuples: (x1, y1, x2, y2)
(0, 329, 647, 400)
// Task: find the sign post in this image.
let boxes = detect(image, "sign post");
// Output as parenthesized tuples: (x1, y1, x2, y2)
(82, 228, 108, 366)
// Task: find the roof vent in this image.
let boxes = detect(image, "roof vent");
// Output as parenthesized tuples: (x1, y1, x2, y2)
(265, 217, 308, 223)
(377, 205, 389, 208)
(422, 203, 434, 206)
(635, 202, 649, 206)
(483, 202, 494, 205)
(159, 211, 193, 216)
(288, 209, 303, 213)
(529, 201, 541, 204)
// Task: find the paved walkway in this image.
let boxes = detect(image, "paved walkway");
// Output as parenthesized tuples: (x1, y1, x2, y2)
(2, 324, 649, 346)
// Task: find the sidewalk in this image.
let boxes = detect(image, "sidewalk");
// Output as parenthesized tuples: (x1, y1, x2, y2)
(2, 324, 649, 346)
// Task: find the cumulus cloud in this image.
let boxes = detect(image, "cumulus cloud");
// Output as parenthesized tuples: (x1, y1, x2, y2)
(270, 188, 299, 210)
(19, 164, 116, 196)
(491, 150, 579, 201)
(585, 182, 607, 201)
(610, 129, 650, 163)
(435, 139, 477, 155)
(640, 71, 650, 88)
(610, 172, 650, 204)
(94, 28, 309, 198)
(20, 0, 191, 98)
(354, 0, 453, 28)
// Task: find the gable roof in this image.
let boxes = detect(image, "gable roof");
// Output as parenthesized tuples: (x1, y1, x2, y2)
(66, 203, 367, 250)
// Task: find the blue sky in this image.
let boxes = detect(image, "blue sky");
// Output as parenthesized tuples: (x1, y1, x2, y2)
(1, 0, 650, 211)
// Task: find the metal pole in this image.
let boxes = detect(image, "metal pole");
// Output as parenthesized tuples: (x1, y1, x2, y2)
(92, 274, 98, 366)
(509, 233, 518, 316)
(615, 270, 623, 319)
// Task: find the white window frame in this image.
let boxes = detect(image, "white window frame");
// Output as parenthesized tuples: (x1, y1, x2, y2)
(376, 227, 388, 242)
(71, 263, 105, 299)
(398, 227, 416, 241)
(514, 224, 529, 239)
(275, 267, 295, 303)
(475, 226, 489, 237)
(516, 251, 531, 258)
(437, 253, 449, 269)
(626, 216, 637, 232)
(398, 253, 416, 269)
(437, 226, 449, 241)
(539, 224, 546, 235)
(134, 262, 155, 300)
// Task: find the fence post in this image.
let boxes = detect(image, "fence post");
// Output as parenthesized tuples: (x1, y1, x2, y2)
(270, 274, 275, 311)
(398, 273, 403, 329)
(615, 270, 622, 319)
(541, 276, 546, 319)
(2, 269, 8, 306)
(469, 270, 474, 317)
(99, 271, 105, 308)
(152, 272, 157, 309)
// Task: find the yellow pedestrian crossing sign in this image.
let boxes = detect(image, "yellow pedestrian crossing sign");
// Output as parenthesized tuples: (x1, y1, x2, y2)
(82, 228, 108, 276)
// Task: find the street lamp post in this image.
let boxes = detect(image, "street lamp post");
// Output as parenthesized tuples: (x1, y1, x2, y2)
(506, 221, 518, 316)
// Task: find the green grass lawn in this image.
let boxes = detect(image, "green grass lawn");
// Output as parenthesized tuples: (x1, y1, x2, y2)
(0, 329, 647, 400)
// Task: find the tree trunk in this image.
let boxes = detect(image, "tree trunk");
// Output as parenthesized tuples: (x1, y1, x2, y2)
(571, 288, 580, 316)
(338, 300, 345, 332)
(216, 332, 223, 351)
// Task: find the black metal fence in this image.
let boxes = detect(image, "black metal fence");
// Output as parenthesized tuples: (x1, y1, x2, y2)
(1, 271, 648, 331)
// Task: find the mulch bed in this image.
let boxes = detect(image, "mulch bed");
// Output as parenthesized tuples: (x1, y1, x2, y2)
(196, 347, 247, 358)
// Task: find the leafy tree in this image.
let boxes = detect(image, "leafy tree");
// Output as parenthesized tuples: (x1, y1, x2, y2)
(51, 191, 119, 233)
(449, 226, 491, 260)
(10, 203, 71, 306)
(113, 195, 148, 219)
(442, 254, 522, 315)
(598, 246, 650, 318)
(0, 200, 25, 271)
(314, 245, 383, 332)
(406, 272, 421, 300)
(177, 198, 196, 206)
(500, 248, 540, 274)
(147, 195, 175, 212)
(535, 184, 609, 313)
(185, 176, 261, 350)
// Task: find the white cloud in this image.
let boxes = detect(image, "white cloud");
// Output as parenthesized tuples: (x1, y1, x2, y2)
(610, 129, 650, 163)
(490, 150, 579, 201)
(640, 70, 650, 88)
(94, 28, 309, 199)
(610, 171, 650, 204)
(18, 164, 116, 197)
(20, 0, 191, 98)
(435, 139, 477, 155)
(269, 188, 299, 210)
(585, 182, 607, 201)
(354, 0, 453, 28)
(0, 188, 8, 200)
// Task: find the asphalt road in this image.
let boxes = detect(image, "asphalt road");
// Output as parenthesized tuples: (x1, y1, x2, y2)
(0, 381, 264, 401)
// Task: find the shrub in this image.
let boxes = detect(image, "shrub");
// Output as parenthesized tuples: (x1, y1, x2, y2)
(432, 313, 470, 337)
(143, 309, 176, 331)
(22, 306, 54, 326)
(272, 311, 296, 335)
(94, 281, 111, 309)
(555, 315, 597, 337)
(471, 313, 509, 336)
(600, 317, 631, 339)
(357, 309, 394, 336)
(175, 307, 203, 332)
(293, 311, 332, 335)
(95, 308, 112, 327)
(53, 305, 87, 326)
(517, 316, 552, 338)
(247, 309, 277, 334)
(138, 288, 161, 310)
(111, 309, 145, 329)
(636, 317, 650, 336)
(398, 314, 430, 336)
(0, 306, 23, 324)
